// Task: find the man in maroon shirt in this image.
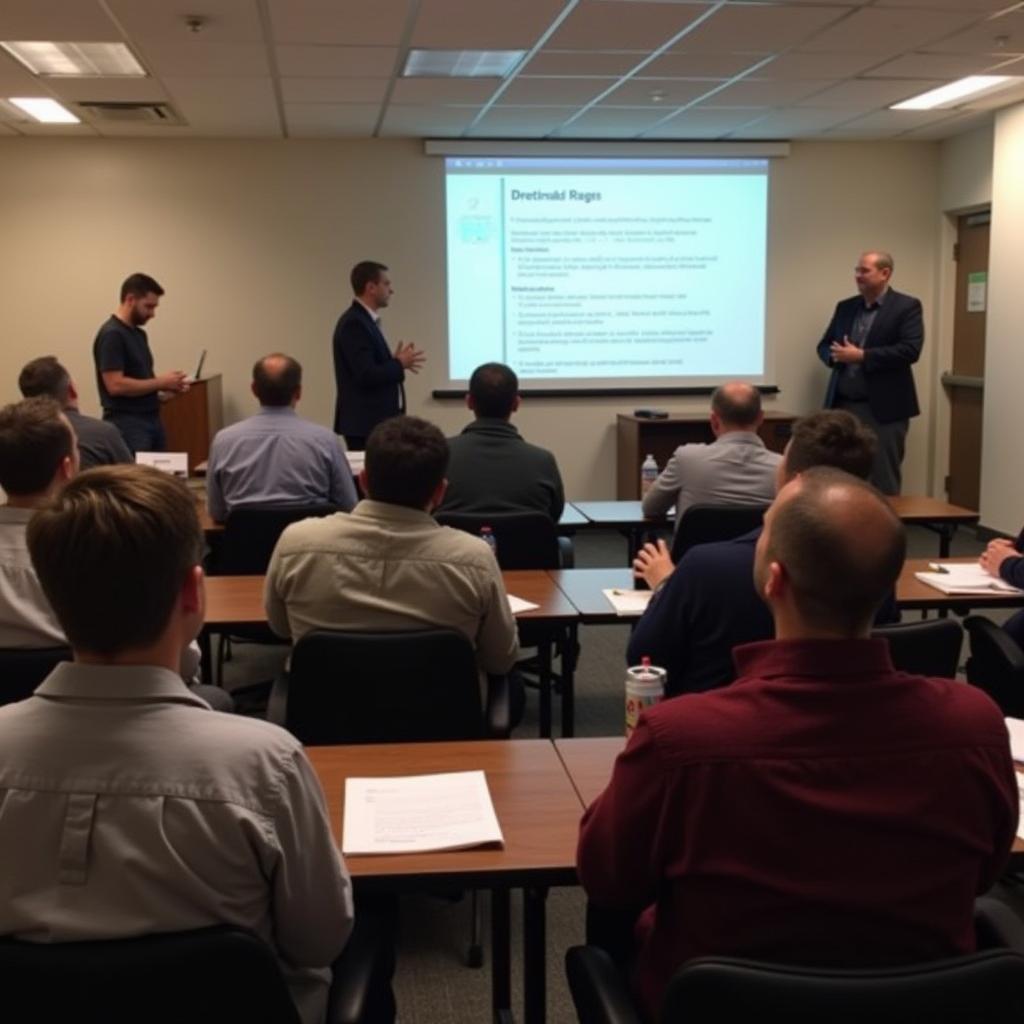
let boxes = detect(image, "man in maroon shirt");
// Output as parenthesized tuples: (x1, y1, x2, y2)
(578, 466, 1017, 1022)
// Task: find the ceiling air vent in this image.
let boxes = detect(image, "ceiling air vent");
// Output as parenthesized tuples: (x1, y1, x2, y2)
(77, 101, 182, 124)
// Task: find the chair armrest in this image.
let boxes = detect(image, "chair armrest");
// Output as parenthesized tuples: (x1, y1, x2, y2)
(267, 673, 288, 727)
(326, 910, 397, 1024)
(976, 894, 1024, 953)
(485, 674, 511, 738)
(565, 945, 643, 1024)
(558, 536, 576, 569)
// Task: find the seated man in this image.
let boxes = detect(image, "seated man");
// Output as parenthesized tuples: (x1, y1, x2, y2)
(266, 415, 519, 677)
(0, 397, 227, 708)
(18, 355, 132, 470)
(438, 362, 564, 522)
(642, 381, 780, 528)
(580, 467, 1017, 1022)
(207, 353, 357, 523)
(980, 530, 1024, 648)
(0, 463, 354, 1024)
(629, 410, 898, 695)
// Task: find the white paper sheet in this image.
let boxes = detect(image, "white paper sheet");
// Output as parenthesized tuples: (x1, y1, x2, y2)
(508, 594, 540, 614)
(135, 451, 188, 479)
(342, 770, 504, 855)
(1006, 718, 1024, 764)
(602, 588, 654, 616)
(914, 563, 1022, 596)
(1016, 771, 1024, 841)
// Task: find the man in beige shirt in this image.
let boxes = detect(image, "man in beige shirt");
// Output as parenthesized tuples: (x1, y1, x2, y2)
(0, 464, 353, 1024)
(265, 415, 519, 677)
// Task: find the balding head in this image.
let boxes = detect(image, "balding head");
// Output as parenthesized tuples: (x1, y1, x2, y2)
(710, 382, 763, 434)
(252, 353, 301, 407)
(754, 466, 905, 636)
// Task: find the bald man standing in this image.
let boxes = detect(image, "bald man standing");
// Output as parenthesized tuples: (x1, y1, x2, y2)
(817, 250, 924, 494)
(580, 467, 1016, 1021)
(642, 382, 780, 529)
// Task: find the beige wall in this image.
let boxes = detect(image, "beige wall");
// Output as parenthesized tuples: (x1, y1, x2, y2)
(0, 137, 941, 497)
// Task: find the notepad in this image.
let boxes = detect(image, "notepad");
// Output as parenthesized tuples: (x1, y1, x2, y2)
(1007, 718, 1024, 764)
(508, 594, 540, 614)
(914, 563, 1022, 596)
(342, 770, 504, 855)
(603, 588, 654, 616)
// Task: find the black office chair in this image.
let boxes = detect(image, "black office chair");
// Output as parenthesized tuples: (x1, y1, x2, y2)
(964, 615, 1024, 716)
(208, 503, 341, 687)
(436, 510, 577, 736)
(0, 646, 71, 707)
(872, 618, 964, 678)
(670, 504, 768, 563)
(0, 919, 393, 1024)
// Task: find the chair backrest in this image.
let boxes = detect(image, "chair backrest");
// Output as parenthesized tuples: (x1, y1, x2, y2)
(0, 925, 301, 1024)
(286, 628, 487, 745)
(661, 952, 1024, 1023)
(218, 503, 340, 574)
(671, 504, 767, 562)
(435, 511, 560, 570)
(964, 615, 1024, 716)
(0, 646, 72, 707)
(872, 618, 964, 679)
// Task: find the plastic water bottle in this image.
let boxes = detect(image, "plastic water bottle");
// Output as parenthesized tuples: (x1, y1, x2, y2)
(640, 453, 658, 497)
(480, 525, 497, 558)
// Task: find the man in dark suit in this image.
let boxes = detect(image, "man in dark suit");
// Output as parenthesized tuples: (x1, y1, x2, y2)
(816, 250, 923, 494)
(332, 261, 425, 450)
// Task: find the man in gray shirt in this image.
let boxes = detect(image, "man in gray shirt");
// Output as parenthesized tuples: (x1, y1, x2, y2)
(207, 353, 357, 523)
(642, 382, 781, 529)
(18, 355, 132, 470)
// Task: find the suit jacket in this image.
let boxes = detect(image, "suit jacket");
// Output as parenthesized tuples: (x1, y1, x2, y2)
(817, 288, 924, 423)
(332, 300, 404, 436)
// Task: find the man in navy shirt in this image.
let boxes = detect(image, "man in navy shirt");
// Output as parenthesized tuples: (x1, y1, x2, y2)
(93, 272, 190, 453)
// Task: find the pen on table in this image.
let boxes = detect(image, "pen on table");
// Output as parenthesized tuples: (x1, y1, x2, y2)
(927, 562, 949, 574)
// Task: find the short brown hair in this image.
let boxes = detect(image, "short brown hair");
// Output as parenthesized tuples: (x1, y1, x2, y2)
(784, 410, 877, 481)
(350, 261, 387, 296)
(121, 272, 164, 301)
(469, 363, 518, 419)
(252, 353, 302, 407)
(0, 398, 73, 496)
(27, 465, 204, 655)
(711, 383, 761, 427)
(765, 466, 905, 633)
(18, 356, 71, 403)
(365, 415, 448, 509)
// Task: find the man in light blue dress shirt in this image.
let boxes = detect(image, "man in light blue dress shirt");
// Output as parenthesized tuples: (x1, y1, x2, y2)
(206, 353, 357, 523)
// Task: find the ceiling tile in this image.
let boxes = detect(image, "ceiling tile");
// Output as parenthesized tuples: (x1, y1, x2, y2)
(133, 42, 271, 79)
(107, 0, 266, 44)
(281, 77, 388, 103)
(470, 104, 580, 135)
(642, 106, 768, 138)
(823, 106, 956, 136)
(864, 51, 1019, 79)
(709, 77, 836, 106)
(643, 52, 770, 78)
(525, 50, 646, 76)
(0, 53, 43, 93)
(0, 0, 119, 41)
(873, 0, 1014, 9)
(284, 101, 379, 135)
(47, 78, 170, 103)
(665, 4, 852, 54)
(921, 12, 1024, 56)
(379, 103, 479, 136)
(800, 8, 984, 55)
(390, 78, 500, 104)
(799, 77, 943, 107)
(15, 120, 98, 136)
(546, 1, 716, 51)
(267, 0, 409, 46)
(0, 122, 17, 134)
(162, 76, 281, 134)
(901, 110, 993, 139)
(736, 107, 851, 136)
(755, 51, 880, 79)
(275, 45, 397, 78)
(501, 76, 615, 105)
(556, 104, 680, 137)
(602, 77, 715, 105)
(410, 0, 566, 49)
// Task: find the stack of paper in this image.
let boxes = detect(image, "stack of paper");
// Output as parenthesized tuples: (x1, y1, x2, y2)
(342, 770, 504, 855)
(508, 594, 540, 614)
(914, 563, 1022, 596)
(602, 588, 654, 616)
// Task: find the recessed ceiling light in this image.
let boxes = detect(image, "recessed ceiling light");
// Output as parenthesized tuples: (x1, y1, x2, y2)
(403, 49, 525, 78)
(0, 41, 145, 77)
(891, 75, 1016, 111)
(8, 97, 80, 124)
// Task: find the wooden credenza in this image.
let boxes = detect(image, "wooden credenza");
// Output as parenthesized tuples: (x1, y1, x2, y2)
(616, 411, 797, 498)
(159, 375, 223, 473)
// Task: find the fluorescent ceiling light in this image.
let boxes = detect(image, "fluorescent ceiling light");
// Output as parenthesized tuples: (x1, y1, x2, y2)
(8, 97, 80, 123)
(0, 41, 145, 77)
(891, 75, 1016, 110)
(403, 49, 525, 78)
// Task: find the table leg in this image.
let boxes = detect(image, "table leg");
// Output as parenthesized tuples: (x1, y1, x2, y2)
(560, 625, 577, 739)
(492, 887, 512, 1023)
(523, 885, 549, 1024)
(939, 524, 955, 559)
(538, 641, 553, 739)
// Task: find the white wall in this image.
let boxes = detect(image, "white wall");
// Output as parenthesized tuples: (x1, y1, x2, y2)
(980, 103, 1024, 533)
(0, 137, 941, 497)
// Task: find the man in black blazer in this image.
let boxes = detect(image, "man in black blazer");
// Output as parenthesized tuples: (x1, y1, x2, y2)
(332, 261, 425, 450)
(816, 250, 923, 494)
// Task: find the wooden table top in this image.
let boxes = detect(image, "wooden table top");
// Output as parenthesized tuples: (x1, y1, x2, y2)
(307, 739, 582, 886)
(896, 558, 1024, 610)
(570, 500, 667, 528)
(548, 567, 643, 623)
(554, 737, 624, 809)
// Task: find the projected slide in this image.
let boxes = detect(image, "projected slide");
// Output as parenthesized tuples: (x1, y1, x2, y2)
(444, 157, 769, 389)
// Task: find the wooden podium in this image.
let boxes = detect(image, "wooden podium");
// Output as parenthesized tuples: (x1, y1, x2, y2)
(159, 375, 223, 473)
(617, 411, 797, 498)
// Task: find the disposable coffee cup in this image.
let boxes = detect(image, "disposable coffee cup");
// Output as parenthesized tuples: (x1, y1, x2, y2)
(625, 661, 666, 738)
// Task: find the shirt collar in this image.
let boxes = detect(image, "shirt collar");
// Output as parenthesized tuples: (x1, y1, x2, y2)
(352, 499, 437, 526)
(862, 286, 889, 310)
(713, 430, 766, 448)
(733, 637, 895, 680)
(462, 418, 521, 438)
(355, 298, 380, 323)
(0, 505, 36, 524)
(256, 405, 298, 417)
(35, 661, 211, 707)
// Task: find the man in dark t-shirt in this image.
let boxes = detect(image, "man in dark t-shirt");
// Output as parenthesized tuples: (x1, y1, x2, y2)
(92, 273, 189, 453)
